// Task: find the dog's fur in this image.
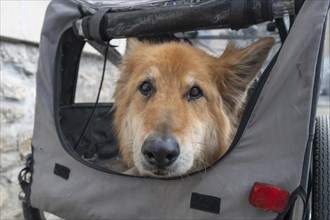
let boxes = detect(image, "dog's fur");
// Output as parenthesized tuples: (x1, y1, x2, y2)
(113, 38, 274, 177)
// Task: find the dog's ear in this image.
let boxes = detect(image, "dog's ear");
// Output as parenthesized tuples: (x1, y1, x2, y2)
(125, 38, 143, 53)
(214, 37, 275, 114)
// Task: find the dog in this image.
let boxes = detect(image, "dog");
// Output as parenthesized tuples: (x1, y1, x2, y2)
(113, 37, 274, 177)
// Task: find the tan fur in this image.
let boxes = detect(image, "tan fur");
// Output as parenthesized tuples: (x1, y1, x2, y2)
(113, 37, 275, 177)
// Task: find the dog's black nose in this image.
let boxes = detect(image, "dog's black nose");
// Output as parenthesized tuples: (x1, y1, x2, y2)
(141, 135, 180, 168)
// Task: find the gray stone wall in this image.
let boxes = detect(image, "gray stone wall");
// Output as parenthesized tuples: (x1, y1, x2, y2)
(0, 39, 119, 219)
(1, 40, 37, 220)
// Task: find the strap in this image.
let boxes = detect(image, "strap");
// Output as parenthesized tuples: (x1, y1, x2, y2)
(89, 7, 111, 44)
(18, 154, 33, 203)
(275, 18, 288, 43)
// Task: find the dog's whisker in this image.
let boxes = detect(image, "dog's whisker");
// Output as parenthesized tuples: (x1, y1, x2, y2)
(190, 157, 208, 176)
(192, 141, 217, 148)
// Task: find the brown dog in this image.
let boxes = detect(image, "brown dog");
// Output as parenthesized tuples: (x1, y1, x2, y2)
(113, 37, 274, 177)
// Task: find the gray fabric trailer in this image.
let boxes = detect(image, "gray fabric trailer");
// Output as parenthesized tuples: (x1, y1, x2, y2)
(19, 0, 329, 219)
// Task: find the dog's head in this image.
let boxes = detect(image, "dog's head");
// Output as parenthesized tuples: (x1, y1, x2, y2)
(114, 38, 274, 177)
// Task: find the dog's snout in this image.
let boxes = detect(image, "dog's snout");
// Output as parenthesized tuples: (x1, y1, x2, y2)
(141, 135, 180, 168)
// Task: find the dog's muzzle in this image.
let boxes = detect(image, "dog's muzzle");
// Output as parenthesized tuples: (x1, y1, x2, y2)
(141, 135, 180, 170)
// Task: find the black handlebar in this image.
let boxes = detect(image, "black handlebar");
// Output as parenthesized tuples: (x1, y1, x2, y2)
(72, 0, 304, 44)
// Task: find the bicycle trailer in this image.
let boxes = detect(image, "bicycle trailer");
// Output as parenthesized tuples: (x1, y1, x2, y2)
(19, 0, 329, 219)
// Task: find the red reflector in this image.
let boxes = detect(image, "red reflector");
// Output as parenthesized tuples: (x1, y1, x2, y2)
(249, 182, 290, 213)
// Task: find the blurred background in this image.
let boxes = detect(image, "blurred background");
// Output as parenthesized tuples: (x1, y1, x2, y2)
(0, 1, 329, 219)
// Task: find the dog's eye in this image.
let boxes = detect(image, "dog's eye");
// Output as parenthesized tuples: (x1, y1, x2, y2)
(139, 81, 153, 97)
(187, 86, 203, 101)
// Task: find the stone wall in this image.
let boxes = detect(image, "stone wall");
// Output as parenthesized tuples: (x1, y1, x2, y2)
(0, 38, 119, 219)
(1, 39, 37, 220)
